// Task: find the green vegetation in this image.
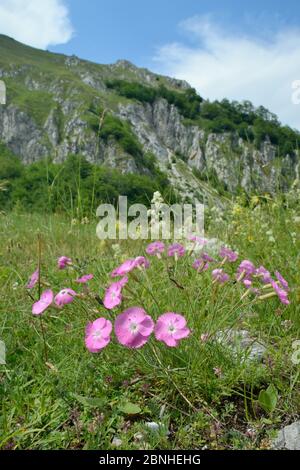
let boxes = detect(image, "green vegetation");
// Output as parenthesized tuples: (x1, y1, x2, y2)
(193, 99, 300, 157)
(106, 79, 300, 158)
(1, 34, 299, 171)
(0, 152, 172, 216)
(106, 79, 203, 119)
(86, 107, 168, 174)
(5, 79, 55, 126)
(0, 34, 299, 453)
(192, 166, 229, 196)
(99, 114, 143, 163)
(0, 192, 299, 450)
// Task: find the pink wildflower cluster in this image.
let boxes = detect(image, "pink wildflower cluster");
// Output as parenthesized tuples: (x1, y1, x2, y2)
(146, 241, 165, 257)
(146, 241, 186, 259)
(192, 246, 235, 284)
(107, 243, 291, 315)
(188, 235, 207, 247)
(219, 247, 239, 263)
(190, 245, 290, 304)
(212, 269, 230, 284)
(85, 307, 190, 352)
(167, 243, 186, 258)
(27, 240, 291, 362)
(29, 256, 90, 316)
(234, 259, 290, 305)
(235, 262, 290, 305)
(103, 241, 186, 311)
(32, 287, 77, 315)
(192, 253, 214, 273)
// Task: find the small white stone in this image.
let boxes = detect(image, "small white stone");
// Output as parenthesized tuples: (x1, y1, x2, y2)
(145, 422, 160, 432)
(215, 329, 266, 362)
(134, 432, 144, 443)
(111, 437, 122, 447)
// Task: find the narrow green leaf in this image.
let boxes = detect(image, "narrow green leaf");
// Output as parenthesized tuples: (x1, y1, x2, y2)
(72, 393, 105, 408)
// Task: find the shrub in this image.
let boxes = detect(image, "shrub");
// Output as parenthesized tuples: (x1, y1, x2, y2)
(99, 114, 143, 162)
(106, 79, 300, 157)
(106, 79, 157, 103)
(0, 153, 172, 215)
(106, 79, 202, 119)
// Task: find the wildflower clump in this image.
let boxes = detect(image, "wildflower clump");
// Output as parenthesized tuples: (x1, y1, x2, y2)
(27, 241, 291, 360)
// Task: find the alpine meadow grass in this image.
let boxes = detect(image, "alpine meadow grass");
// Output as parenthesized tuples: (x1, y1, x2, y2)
(0, 190, 299, 450)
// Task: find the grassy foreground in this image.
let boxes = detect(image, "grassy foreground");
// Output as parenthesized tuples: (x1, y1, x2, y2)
(0, 197, 299, 450)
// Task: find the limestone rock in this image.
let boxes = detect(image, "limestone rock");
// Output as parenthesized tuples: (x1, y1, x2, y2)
(273, 421, 300, 450)
(215, 329, 267, 362)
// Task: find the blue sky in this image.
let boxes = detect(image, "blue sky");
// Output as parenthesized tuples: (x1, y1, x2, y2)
(1, 0, 300, 128)
(50, 0, 300, 68)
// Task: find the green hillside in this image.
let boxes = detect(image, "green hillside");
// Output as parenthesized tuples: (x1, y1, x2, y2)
(0, 34, 299, 213)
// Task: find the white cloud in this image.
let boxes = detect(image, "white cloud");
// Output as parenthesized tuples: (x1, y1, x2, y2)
(0, 0, 73, 49)
(154, 16, 300, 130)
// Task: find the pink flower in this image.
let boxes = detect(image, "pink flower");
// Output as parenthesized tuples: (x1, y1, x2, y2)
(85, 318, 112, 353)
(26, 269, 39, 289)
(256, 266, 272, 284)
(243, 279, 252, 289)
(192, 259, 209, 273)
(168, 243, 185, 258)
(271, 280, 290, 305)
(134, 256, 150, 270)
(201, 253, 215, 263)
(111, 259, 138, 278)
(58, 256, 72, 270)
(188, 235, 207, 247)
(54, 288, 77, 308)
(32, 289, 54, 316)
(212, 269, 230, 284)
(236, 260, 256, 281)
(115, 307, 154, 349)
(275, 271, 289, 291)
(146, 241, 165, 256)
(103, 277, 128, 310)
(111, 257, 149, 278)
(76, 274, 94, 284)
(242, 279, 260, 296)
(219, 247, 238, 262)
(154, 312, 190, 347)
(193, 252, 215, 272)
(238, 260, 256, 275)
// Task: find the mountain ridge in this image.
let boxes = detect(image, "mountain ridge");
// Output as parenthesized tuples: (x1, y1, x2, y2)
(0, 34, 299, 201)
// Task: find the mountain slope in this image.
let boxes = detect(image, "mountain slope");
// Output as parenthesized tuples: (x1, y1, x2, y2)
(0, 34, 299, 201)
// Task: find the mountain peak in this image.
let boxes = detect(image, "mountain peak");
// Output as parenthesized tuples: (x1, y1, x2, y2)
(114, 59, 136, 69)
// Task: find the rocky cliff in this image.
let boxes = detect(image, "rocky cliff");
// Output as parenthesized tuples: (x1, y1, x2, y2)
(0, 34, 299, 201)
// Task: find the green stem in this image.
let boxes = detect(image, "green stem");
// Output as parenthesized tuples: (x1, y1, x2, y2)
(149, 343, 220, 424)
(37, 234, 48, 363)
